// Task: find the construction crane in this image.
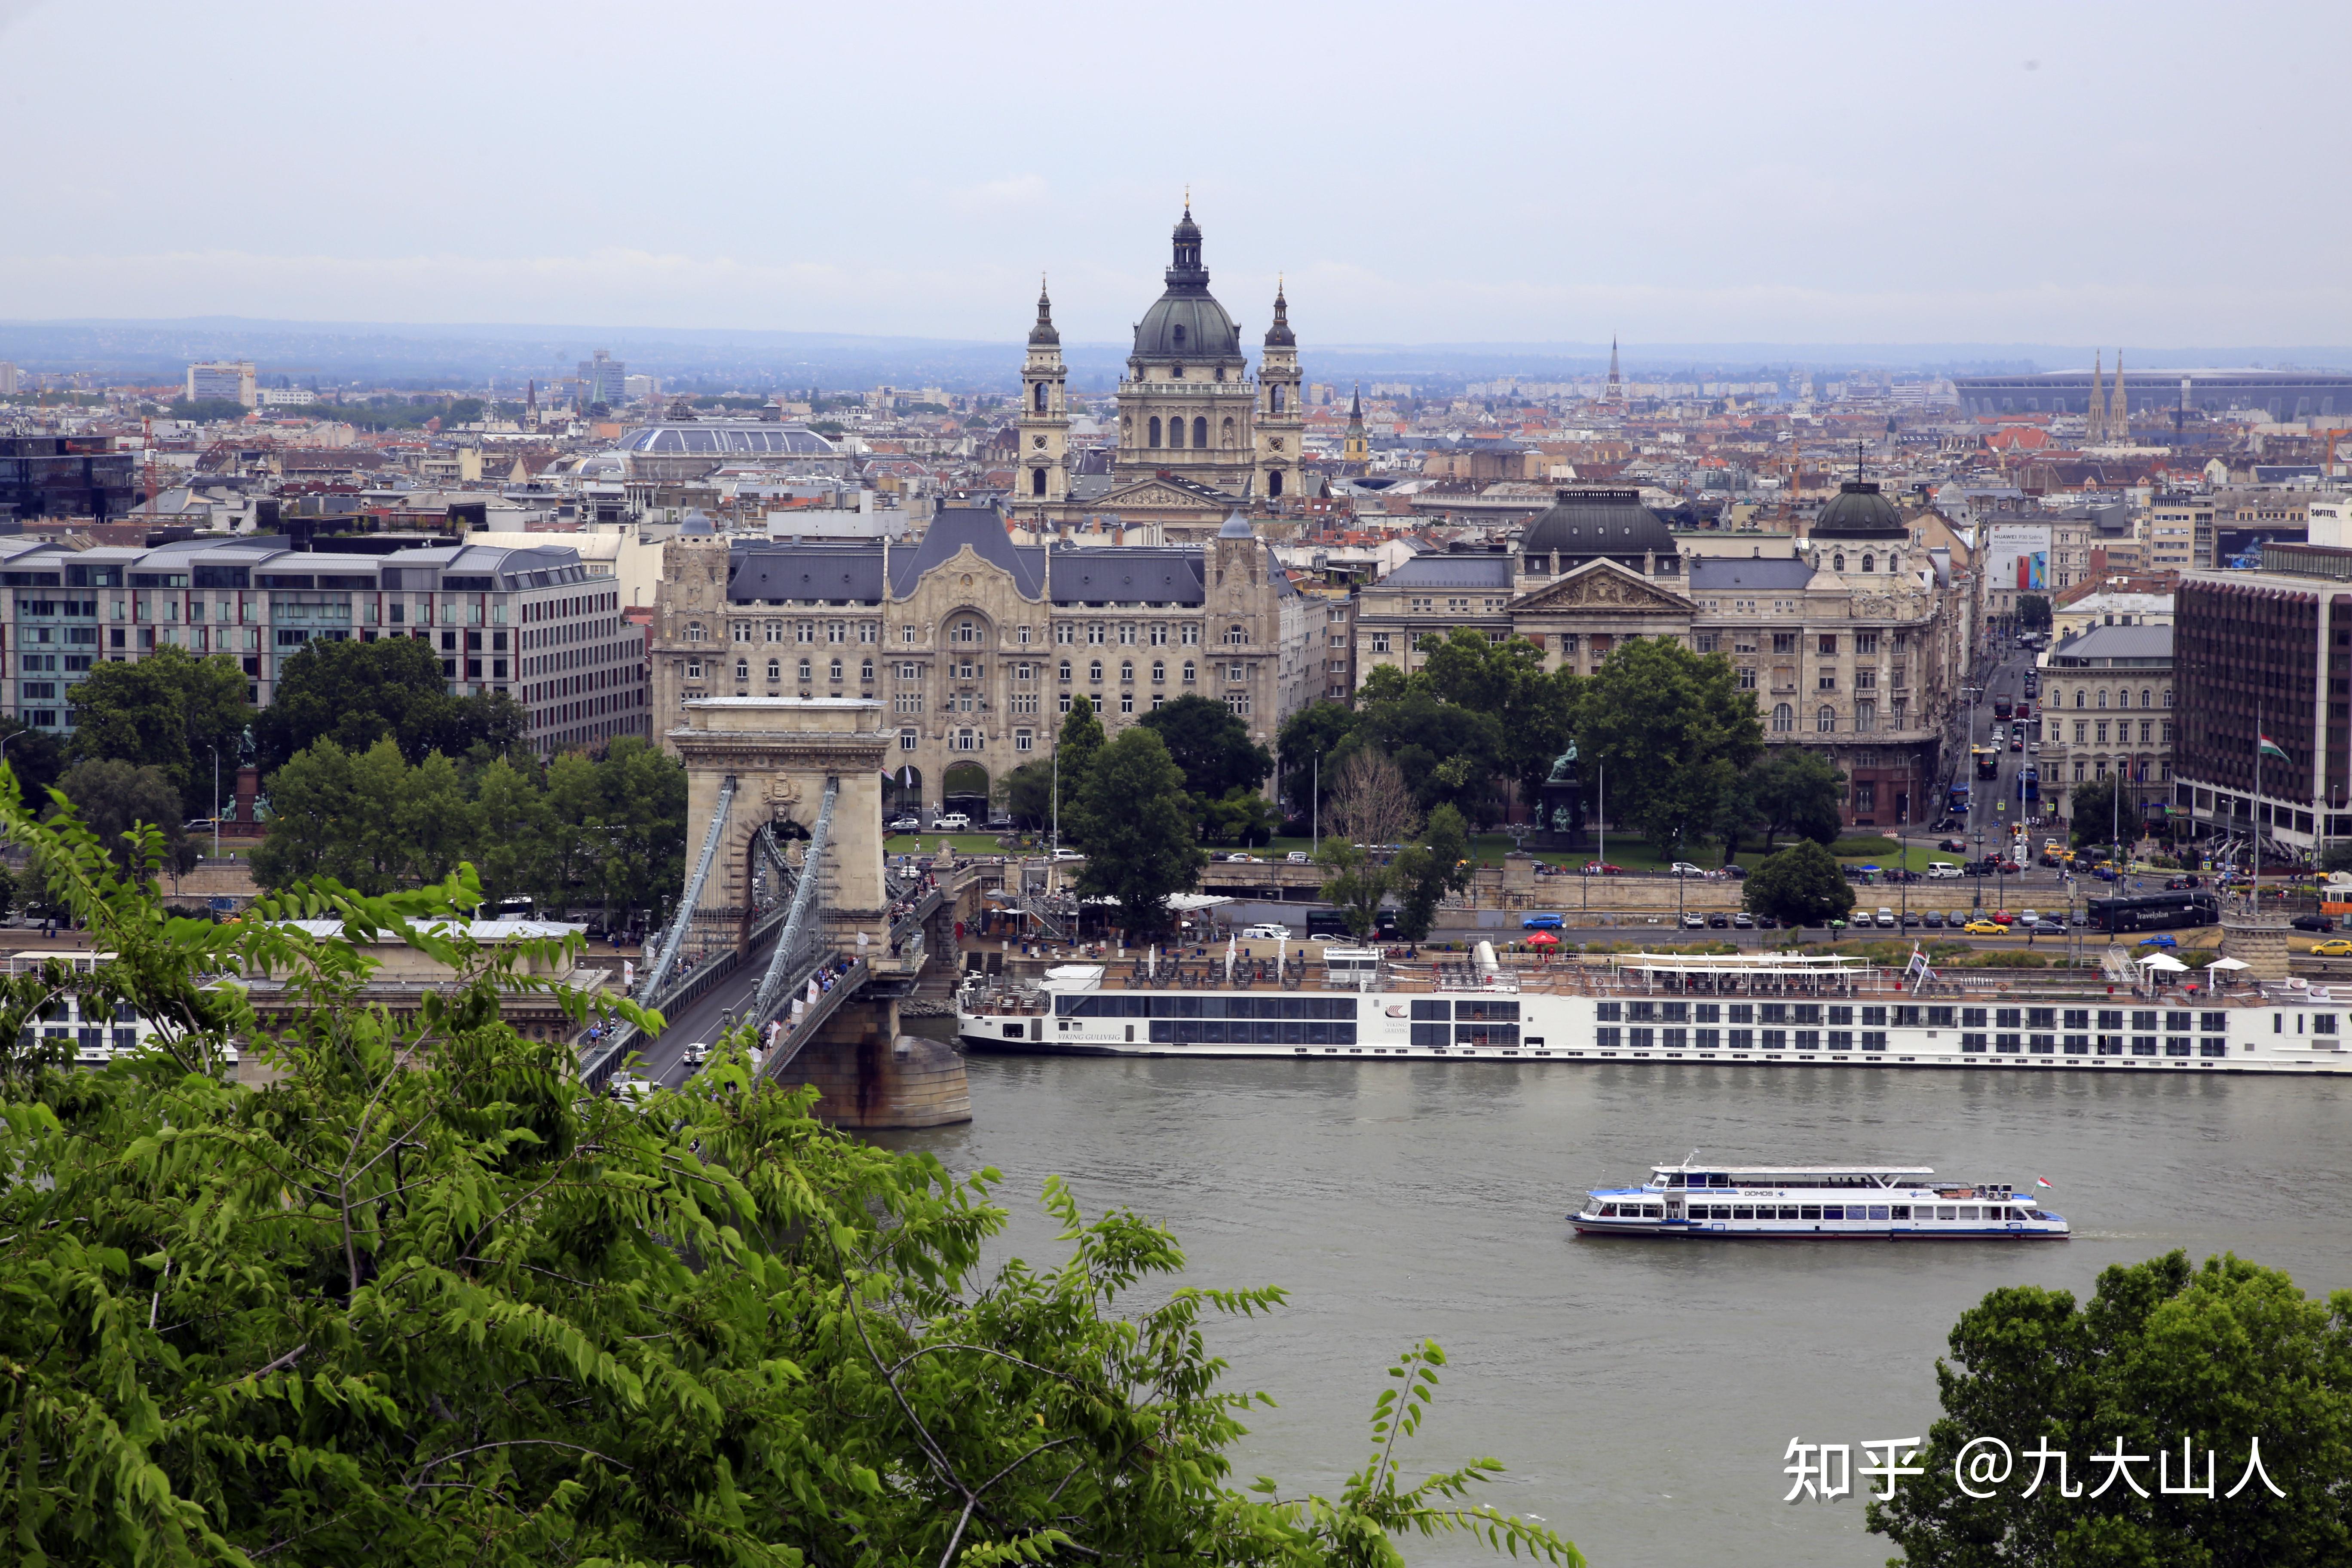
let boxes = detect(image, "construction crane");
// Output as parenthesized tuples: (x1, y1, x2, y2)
(141, 415, 162, 514)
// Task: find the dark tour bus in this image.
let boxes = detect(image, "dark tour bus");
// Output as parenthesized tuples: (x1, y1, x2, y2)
(2086, 891, 2219, 933)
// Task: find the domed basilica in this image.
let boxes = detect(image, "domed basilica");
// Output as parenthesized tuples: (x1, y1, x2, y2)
(1015, 204, 1305, 536)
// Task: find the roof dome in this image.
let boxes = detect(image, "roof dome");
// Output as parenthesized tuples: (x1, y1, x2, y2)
(679, 508, 717, 536)
(1218, 509, 1255, 539)
(1520, 487, 1675, 559)
(1028, 279, 1059, 346)
(1811, 480, 1905, 538)
(1132, 203, 1242, 363)
(1264, 280, 1295, 348)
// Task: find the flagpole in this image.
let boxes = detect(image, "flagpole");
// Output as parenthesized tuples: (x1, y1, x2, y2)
(2254, 700, 2262, 919)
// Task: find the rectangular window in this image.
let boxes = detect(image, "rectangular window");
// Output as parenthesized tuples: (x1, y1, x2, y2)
(1014, 729, 1032, 752)
(900, 729, 917, 751)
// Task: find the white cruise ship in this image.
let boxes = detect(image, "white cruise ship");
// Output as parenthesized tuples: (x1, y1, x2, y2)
(1570, 1162, 2069, 1240)
(955, 945, 2352, 1075)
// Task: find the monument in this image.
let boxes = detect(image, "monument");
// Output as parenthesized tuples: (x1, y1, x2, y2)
(1527, 741, 1589, 851)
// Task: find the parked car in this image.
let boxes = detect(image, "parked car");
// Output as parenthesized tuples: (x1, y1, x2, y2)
(1720, 864, 1747, 879)
(1579, 862, 1624, 876)
(1901, 911, 1921, 927)
(931, 812, 973, 832)
(1708, 913, 1731, 928)
(1990, 910, 2016, 925)
(1223, 853, 1262, 863)
(1682, 913, 1706, 929)
(2138, 934, 2179, 949)
(1875, 907, 1896, 928)
(1732, 912, 1754, 928)
(886, 815, 921, 833)
(1050, 848, 1084, 862)
(2291, 913, 2336, 933)
(2312, 938, 2352, 957)
(1238, 923, 1290, 940)
(1522, 913, 1564, 930)
(1285, 850, 1312, 864)
(1923, 910, 1947, 928)
(1670, 861, 1705, 876)
(1938, 838, 1968, 853)
(1755, 915, 1781, 929)
(1926, 861, 1964, 879)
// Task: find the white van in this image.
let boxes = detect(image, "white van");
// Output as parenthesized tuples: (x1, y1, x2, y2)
(1926, 862, 1964, 879)
(1238, 923, 1290, 940)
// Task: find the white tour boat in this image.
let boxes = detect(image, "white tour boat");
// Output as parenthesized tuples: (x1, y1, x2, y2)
(954, 944, 2352, 1075)
(1571, 1161, 2070, 1240)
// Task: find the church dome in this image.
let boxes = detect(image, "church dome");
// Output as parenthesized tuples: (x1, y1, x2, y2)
(1218, 509, 1255, 539)
(1264, 282, 1295, 348)
(1520, 487, 1675, 560)
(1131, 203, 1243, 363)
(1811, 480, 1905, 538)
(1027, 281, 1059, 346)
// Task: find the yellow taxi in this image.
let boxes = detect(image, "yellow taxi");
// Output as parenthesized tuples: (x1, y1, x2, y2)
(2312, 938, 2352, 958)
(1962, 919, 2008, 936)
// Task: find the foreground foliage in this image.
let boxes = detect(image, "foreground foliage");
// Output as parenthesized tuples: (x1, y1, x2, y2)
(0, 781, 1574, 1567)
(1870, 1252, 2352, 1566)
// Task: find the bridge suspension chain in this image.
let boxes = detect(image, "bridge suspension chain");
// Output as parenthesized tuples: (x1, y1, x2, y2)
(748, 775, 838, 1045)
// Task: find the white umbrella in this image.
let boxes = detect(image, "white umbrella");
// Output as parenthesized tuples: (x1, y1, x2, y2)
(2205, 956, 2250, 972)
(2137, 952, 2190, 972)
(1224, 932, 1236, 983)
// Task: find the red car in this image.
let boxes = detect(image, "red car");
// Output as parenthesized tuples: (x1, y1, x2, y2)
(1991, 910, 2016, 925)
(1580, 861, 1624, 876)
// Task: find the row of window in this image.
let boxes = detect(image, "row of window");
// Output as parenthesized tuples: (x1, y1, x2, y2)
(1599, 1002, 2233, 1032)
(1057, 994, 1359, 1018)
(1600, 1203, 2021, 1222)
(1591, 1025, 2242, 1058)
(2049, 686, 2174, 709)
(686, 619, 1240, 648)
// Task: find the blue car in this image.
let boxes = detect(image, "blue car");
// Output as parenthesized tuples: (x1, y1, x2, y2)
(1522, 913, 1564, 931)
(2137, 934, 2177, 949)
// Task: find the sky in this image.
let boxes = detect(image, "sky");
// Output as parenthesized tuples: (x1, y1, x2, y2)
(3, 0, 2349, 351)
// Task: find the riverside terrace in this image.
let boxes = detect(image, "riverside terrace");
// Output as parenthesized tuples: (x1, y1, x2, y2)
(956, 949, 2352, 1072)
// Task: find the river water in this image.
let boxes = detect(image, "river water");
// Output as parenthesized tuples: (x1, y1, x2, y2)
(885, 1039, 2352, 1567)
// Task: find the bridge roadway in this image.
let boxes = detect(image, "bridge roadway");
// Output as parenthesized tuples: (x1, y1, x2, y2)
(615, 882, 953, 1089)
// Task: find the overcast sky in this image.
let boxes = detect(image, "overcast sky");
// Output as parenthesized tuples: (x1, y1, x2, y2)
(3, 0, 2346, 350)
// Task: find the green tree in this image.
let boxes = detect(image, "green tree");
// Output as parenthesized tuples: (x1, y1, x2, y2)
(2070, 773, 2123, 849)
(1391, 803, 1472, 941)
(996, 756, 1056, 829)
(1869, 1251, 2352, 1567)
(1051, 695, 1106, 843)
(65, 645, 252, 819)
(247, 738, 364, 888)
(1415, 627, 1581, 805)
(1577, 637, 1763, 856)
(0, 785, 1581, 1568)
(1198, 787, 1281, 847)
(49, 759, 197, 878)
(1275, 699, 1360, 823)
(1736, 749, 1847, 853)
(2017, 592, 2053, 631)
(1315, 838, 1390, 939)
(1073, 727, 1204, 938)
(254, 636, 525, 774)
(1339, 692, 1505, 826)
(1741, 839, 1855, 928)
(0, 717, 66, 813)
(1139, 692, 1273, 803)
(589, 737, 686, 925)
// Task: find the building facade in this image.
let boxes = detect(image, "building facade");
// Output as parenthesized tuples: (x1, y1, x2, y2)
(646, 504, 1312, 818)
(2035, 624, 2174, 824)
(1351, 483, 1970, 828)
(0, 534, 647, 756)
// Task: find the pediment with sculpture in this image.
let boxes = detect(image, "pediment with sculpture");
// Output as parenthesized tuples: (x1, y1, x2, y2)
(1508, 560, 1696, 616)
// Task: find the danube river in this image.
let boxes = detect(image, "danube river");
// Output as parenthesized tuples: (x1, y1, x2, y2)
(885, 1042, 2352, 1567)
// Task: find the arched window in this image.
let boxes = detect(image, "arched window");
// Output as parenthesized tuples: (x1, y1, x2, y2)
(860, 657, 874, 683)
(1088, 659, 1103, 683)
(686, 621, 707, 643)
(1151, 659, 1165, 683)
(1225, 625, 1247, 645)
(1031, 468, 1046, 496)
(2163, 687, 2174, 707)
(829, 657, 843, 683)
(2075, 690, 2086, 708)
(953, 619, 980, 644)
(2141, 689, 2153, 709)
(1033, 381, 1048, 412)
(1816, 706, 1837, 734)
(1268, 469, 1283, 498)
(1173, 323, 1186, 348)
(1193, 416, 1209, 447)
(1221, 416, 1236, 447)
(1772, 703, 1794, 733)
(765, 658, 780, 682)
(2097, 689, 2108, 708)
(1169, 418, 1184, 449)
(1120, 660, 1133, 683)
(1833, 553, 1846, 572)
(1149, 416, 1162, 447)
(1182, 661, 1197, 684)
(1271, 385, 1285, 413)
(1861, 554, 1874, 573)
(734, 658, 749, 681)
(1058, 659, 1072, 682)
(797, 658, 812, 683)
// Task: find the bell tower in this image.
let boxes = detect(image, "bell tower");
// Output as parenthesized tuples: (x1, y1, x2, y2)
(1016, 277, 1069, 522)
(1343, 383, 1369, 468)
(1255, 278, 1304, 503)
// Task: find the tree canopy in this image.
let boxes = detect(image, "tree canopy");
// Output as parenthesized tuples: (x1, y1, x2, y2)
(1869, 1251, 2352, 1567)
(1575, 637, 1763, 857)
(249, 735, 684, 921)
(49, 759, 198, 877)
(254, 637, 528, 775)
(1138, 693, 1272, 804)
(1741, 839, 1855, 927)
(1072, 726, 1205, 938)
(1728, 749, 1847, 856)
(0, 787, 1580, 1568)
(65, 645, 253, 820)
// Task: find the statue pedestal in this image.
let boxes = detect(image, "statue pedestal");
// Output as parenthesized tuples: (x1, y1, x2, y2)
(2220, 917, 2291, 983)
(1525, 778, 1588, 852)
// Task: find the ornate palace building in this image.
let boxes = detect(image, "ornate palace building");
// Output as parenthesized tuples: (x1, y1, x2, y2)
(1350, 483, 1974, 830)
(1013, 204, 1305, 538)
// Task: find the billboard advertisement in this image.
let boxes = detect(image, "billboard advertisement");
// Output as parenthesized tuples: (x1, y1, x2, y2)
(1985, 521, 2051, 597)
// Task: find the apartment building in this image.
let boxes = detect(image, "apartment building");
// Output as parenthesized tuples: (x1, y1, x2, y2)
(0, 535, 648, 756)
(2036, 624, 2174, 818)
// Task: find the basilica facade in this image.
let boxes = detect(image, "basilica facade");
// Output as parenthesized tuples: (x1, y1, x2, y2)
(1014, 205, 1306, 537)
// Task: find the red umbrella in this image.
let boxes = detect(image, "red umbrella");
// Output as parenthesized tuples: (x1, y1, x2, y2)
(1525, 931, 1561, 946)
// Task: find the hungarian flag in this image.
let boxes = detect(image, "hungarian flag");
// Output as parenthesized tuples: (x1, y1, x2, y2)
(2259, 735, 2290, 762)
(2034, 1176, 2054, 1190)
